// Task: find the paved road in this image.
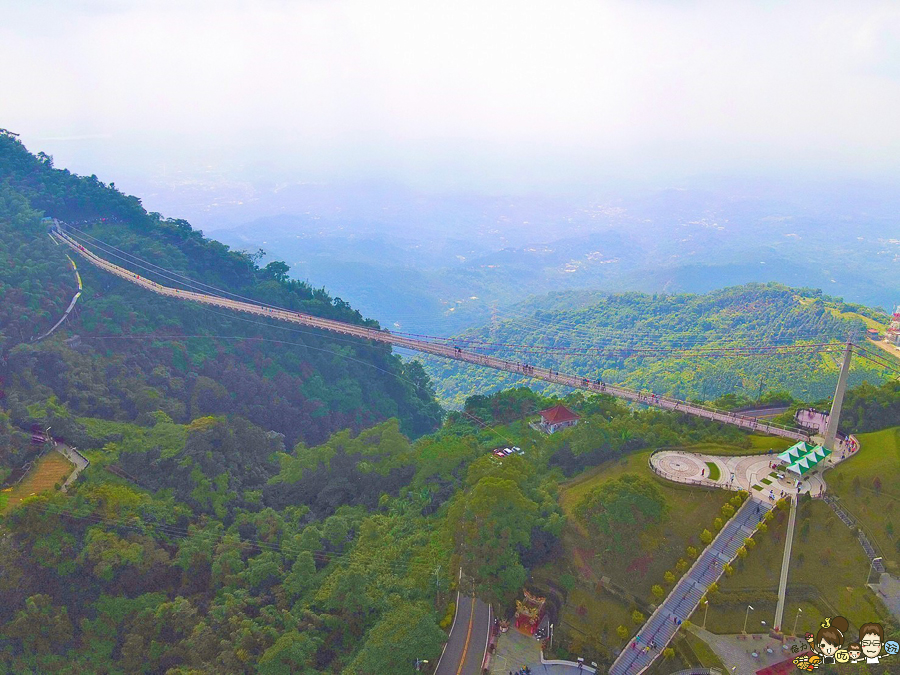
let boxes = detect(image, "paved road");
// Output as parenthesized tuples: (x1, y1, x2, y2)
(435, 594, 491, 675)
(56, 228, 811, 443)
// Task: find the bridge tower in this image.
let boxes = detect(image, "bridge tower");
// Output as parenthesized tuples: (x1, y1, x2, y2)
(823, 342, 853, 451)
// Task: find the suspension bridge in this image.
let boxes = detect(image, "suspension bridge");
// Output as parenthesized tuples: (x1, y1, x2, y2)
(50, 226, 848, 443)
(46, 225, 900, 675)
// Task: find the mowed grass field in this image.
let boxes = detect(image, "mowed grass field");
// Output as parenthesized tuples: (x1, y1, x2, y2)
(542, 450, 730, 653)
(1, 451, 74, 514)
(706, 499, 888, 635)
(826, 427, 900, 571)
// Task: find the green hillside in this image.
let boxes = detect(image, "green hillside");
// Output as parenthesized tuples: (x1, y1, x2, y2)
(421, 284, 892, 408)
(0, 131, 442, 460)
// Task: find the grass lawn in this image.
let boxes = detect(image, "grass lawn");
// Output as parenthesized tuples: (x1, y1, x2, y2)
(706, 499, 889, 635)
(1, 452, 74, 515)
(557, 585, 634, 660)
(682, 630, 727, 671)
(748, 435, 794, 452)
(705, 462, 721, 481)
(545, 449, 730, 659)
(670, 436, 792, 458)
(826, 427, 900, 572)
(760, 478, 772, 485)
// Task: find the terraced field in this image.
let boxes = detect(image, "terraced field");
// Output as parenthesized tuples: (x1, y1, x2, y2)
(1, 452, 74, 514)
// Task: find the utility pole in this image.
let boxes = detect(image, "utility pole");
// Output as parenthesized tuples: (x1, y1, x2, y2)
(792, 607, 803, 637)
(434, 565, 441, 609)
(824, 342, 853, 451)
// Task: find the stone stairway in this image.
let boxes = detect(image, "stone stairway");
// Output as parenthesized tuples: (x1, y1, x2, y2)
(609, 498, 774, 675)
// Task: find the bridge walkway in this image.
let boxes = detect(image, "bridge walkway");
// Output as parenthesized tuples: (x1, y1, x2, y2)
(54, 229, 811, 443)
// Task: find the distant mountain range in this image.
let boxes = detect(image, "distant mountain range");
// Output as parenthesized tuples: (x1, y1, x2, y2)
(210, 179, 900, 337)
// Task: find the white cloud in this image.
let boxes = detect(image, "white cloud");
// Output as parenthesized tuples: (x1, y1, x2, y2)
(2, 0, 899, 187)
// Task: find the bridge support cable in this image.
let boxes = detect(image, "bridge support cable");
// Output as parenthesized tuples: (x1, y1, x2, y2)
(55, 229, 814, 442)
(823, 342, 853, 451)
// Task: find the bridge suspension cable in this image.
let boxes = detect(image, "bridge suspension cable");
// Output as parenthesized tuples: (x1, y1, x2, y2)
(54, 227, 814, 441)
(62, 227, 855, 354)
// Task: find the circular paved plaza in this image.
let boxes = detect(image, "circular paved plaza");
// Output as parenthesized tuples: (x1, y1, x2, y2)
(650, 450, 828, 499)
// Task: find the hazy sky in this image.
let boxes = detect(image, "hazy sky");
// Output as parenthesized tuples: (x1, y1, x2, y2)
(3, 0, 900, 193)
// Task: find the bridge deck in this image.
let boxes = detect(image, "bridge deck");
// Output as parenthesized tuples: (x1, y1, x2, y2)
(56, 229, 810, 443)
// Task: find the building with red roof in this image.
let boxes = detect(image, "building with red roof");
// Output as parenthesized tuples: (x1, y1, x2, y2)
(537, 404, 580, 434)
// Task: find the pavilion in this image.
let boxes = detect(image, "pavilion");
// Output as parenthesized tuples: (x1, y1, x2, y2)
(777, 441, 831, 476)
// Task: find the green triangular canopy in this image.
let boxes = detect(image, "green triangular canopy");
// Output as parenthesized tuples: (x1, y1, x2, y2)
(778, 442, 811, 464)
(809, 445, 831, 460)
(787, 457, 813, 475)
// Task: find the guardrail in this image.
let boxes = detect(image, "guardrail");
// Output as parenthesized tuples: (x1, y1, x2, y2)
(540, 654, 598, 672)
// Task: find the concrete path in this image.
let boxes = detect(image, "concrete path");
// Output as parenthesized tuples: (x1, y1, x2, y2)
(54, 442, 88, 492)
(687, 625, 807, 675)
(609, 498, 774, 675)
(651, 450, 830, 499)
(869, 573, 900, 624)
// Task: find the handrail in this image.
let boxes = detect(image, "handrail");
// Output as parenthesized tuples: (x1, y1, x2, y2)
(55, 226, 814, 443)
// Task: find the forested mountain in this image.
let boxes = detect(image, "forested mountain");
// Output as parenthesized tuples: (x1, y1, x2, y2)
(420, 283, 891, 408)
(0, 131, 442, 460)
(2, 134, 899, 673)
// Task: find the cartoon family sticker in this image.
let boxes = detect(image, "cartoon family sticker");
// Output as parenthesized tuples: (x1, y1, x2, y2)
(792, 616, 899, 670)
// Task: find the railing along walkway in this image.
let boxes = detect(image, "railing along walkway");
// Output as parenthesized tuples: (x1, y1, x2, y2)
(55, 228, 812, 444)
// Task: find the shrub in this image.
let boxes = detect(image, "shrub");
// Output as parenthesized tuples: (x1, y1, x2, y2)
(664, 571, 676, 584)
(559, 573, 576, 591)
(721, 503, 735, 518)
(686, 546, 698, 558)
(744, 537, 756, 549)
(713, 517, 723, 531)
(675, 558, 688, 573)
(708, 582, 719, 595)
(440, 602, 456, 629)
(737, 546, 747, 558)
(652, 584, 665, 599)
(724, 563, 734, 577)
(632, 610, 645, 625)
(758, 522, 768, 533)
(730, 495, 743, 508)
(617, 625, 629, 639)
(700, 529, 713, 545)
(663, 647, 675, 659)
